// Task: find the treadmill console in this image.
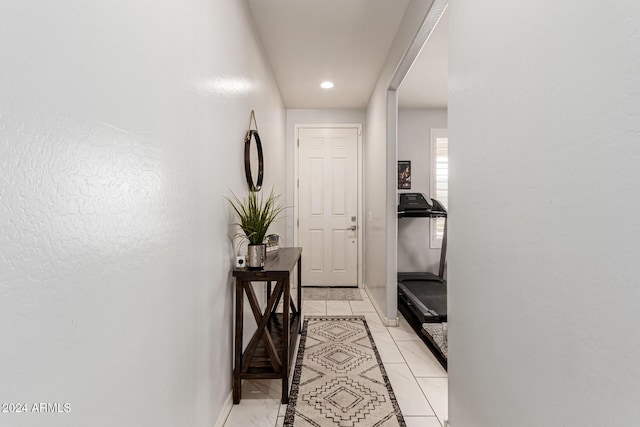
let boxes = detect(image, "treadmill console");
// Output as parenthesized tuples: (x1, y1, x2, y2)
(399, 193, 432, 211)
(398, 193, 447, 218)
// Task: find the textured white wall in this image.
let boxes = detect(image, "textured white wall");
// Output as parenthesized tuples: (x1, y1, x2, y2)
(0, 1, 286, 426)
(449, 1, 640, 426)
(397, 108, 447, 273)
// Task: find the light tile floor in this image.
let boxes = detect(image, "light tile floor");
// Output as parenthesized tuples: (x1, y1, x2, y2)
(223, 288, 448, 427)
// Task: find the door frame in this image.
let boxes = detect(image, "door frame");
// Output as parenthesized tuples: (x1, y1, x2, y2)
(293, 123, 364, 287)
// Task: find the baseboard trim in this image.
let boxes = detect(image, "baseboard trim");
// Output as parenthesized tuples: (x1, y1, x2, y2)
(213, 391, 233, 427)
(362, 283, 399, 327)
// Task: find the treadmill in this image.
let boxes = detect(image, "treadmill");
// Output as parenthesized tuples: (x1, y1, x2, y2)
(397, 193, 448, 323)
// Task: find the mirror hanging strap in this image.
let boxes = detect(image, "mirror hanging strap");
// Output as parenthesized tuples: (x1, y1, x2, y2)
(247, 109, 259, 134)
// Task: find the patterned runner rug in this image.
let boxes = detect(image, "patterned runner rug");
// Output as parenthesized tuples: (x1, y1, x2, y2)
(284, 316, 405, 427)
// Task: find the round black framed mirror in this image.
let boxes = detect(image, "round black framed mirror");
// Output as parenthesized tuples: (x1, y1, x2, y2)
(244, 129, 264, 191)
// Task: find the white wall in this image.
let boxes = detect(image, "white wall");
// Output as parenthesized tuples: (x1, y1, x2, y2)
(365, 0, 435, 321)
(449, 1, 640, 425)
(285, 109, 366, 247)
(397, 108, 447, 273)
(0, 1, 286, 426)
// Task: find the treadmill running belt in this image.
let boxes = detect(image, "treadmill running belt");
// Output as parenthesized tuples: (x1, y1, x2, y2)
(398, 279, 447, 322)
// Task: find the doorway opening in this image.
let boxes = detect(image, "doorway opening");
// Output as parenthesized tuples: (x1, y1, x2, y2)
(392, 0, 449, 368)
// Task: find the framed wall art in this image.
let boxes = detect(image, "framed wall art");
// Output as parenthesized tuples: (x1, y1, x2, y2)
(398, 160, 411, 189)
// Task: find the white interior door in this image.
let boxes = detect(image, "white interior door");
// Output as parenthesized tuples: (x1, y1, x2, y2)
(297, 127, 358, 286)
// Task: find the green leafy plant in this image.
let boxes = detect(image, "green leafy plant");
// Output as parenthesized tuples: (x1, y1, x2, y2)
(227, 189, 285, 245)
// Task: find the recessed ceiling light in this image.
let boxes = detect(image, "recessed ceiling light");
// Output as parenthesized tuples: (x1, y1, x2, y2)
(320, 81, 334, 89)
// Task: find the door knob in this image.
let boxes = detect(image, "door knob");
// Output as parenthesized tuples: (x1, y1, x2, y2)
(345, 225, 357, 231)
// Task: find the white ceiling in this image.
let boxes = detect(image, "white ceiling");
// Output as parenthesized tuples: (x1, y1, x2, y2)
(246, 0, 447, 110)
(247, 0, 411, 109)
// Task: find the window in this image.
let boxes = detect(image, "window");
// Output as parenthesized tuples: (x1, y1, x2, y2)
(430, 129, 448, 249)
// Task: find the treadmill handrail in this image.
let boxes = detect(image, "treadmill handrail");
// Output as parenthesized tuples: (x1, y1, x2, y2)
(398, 209, 446, 218)
(398, 194, 446, 218)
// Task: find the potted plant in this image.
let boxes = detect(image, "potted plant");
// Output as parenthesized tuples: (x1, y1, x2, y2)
(227, 189, 285, 269)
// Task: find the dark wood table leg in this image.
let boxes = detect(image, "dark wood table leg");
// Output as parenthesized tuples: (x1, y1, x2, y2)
(281, 273, 290, 404)
(297, 256, 302, 326)
(233, 279, 244, 404)
(267, 281, 272, 304)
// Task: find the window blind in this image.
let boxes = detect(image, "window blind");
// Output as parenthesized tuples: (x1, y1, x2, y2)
(430, 129, 448, 248)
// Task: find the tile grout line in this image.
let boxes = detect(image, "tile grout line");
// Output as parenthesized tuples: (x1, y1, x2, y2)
(383, 313, 442, 421)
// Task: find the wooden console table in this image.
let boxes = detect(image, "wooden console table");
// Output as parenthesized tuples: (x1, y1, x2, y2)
(232, 247, 302, 404)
